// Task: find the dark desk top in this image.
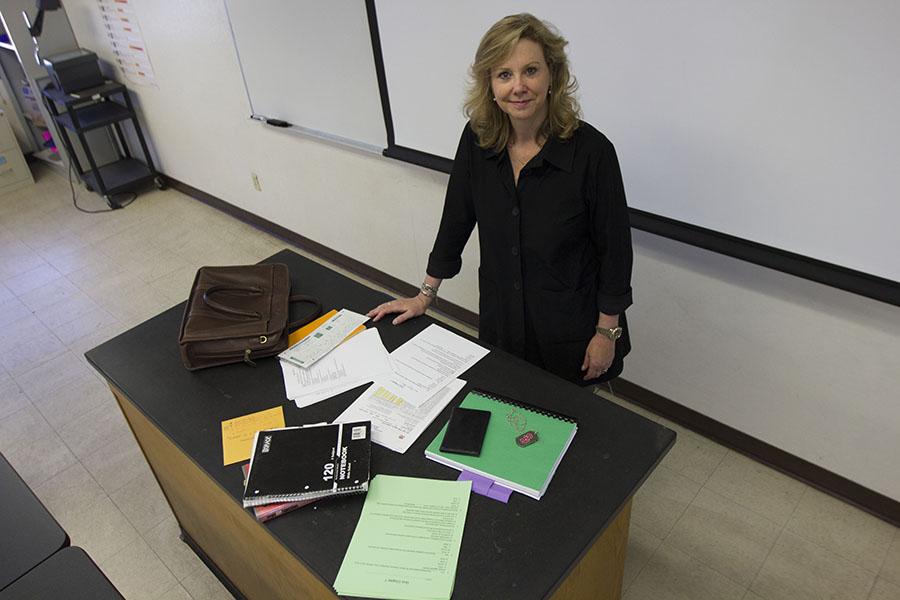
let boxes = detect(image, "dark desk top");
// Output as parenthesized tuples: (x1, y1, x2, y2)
(85, 249, 675, 599)
(0, 454, 69, 590)
(0, 547, 123, 600)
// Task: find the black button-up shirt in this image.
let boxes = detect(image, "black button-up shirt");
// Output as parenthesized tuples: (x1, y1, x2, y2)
(427, 122, 633, 383)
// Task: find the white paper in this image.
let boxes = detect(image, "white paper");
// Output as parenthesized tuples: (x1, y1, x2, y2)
(336, 379, 466, 454)
(379, 324, 489, 407)
(280, 328, 392, 408)
(279, 309, 370, 369)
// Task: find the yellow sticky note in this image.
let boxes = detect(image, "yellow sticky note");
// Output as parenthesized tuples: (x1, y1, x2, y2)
(287, 309, 366, 346)
(221, 406, 285, 465)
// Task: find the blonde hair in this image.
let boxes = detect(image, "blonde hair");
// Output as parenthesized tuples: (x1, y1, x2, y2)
(464, 13, 581, 152)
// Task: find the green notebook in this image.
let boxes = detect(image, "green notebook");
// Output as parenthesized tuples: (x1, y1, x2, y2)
(425, 389, 578, 499)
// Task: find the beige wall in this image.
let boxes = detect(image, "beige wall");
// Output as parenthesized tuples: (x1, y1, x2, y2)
(62, 1, 900, 501)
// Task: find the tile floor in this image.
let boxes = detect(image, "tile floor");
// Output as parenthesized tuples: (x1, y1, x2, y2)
(1, 163, 898, 600)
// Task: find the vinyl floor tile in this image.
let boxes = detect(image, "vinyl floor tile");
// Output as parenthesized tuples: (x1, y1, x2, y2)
(57, 401, 132, 459)
(97, 536, 179, 600)
(878, 531, 900, 587)
(631, 465, 702, 539)
(868, 577, 900, 600)
(705, 450, 808, 526)
(144, 515, 206, 582)
(625, 541, 746, 600)
(32, 462, 109, 527)
(786, 487, 897, 572)
(665, 487, 781, 587)
(750, 530, 877, 600)
(81, 430, 152, 494)
(180, 564, 235, 600)
(110, 469, 173, 535)
(63, 496, 142, 564)
(3, 262, 61, 296)
(0, 378, 30, 420)
(623, 523, 663, 592)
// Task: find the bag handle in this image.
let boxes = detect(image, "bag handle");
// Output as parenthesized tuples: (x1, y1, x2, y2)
(202, 285, 263, 320)
(288, 294, 322, 329)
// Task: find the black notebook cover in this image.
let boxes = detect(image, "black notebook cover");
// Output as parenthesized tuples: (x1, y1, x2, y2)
(242, 421, 371, 507)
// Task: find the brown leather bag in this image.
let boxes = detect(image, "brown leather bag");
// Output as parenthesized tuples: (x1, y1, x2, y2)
(178, 263, 321, 370)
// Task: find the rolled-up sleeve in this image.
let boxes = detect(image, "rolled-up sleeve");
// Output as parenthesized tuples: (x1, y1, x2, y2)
(592, 141, 633, 315)
(426, 126, 477, 279)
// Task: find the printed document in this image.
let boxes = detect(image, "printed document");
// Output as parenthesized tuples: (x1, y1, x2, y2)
(336, 378, 466, 454)
(333, 475, 471, 600)
(280, 328, 392, 408)
(375, 324, 489, 407)
(279, 309, 370, 369)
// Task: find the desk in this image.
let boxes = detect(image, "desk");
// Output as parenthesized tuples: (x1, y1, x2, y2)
(0, 547, 123, 600)
(0, 454, 68, 590)
(86, 249, 674, 599)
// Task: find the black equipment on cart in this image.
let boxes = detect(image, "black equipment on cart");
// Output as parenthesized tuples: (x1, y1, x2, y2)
(42, 49, 106, 94)
(40, 77, 165, 208)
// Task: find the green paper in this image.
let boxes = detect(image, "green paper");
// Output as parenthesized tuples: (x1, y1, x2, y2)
(425, 390, 578, 498)
(333, 475, 471, 600)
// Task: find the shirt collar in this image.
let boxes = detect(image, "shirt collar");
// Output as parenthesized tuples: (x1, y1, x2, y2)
(483, 132, 576, 173)
(539, 134, 576, 173)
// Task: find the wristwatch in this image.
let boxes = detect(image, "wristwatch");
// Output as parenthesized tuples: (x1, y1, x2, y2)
(595, 326, 623, 341)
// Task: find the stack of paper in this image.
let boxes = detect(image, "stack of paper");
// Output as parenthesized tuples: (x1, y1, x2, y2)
(336, 323, 490, 453)
(333, 475, 471, 600)
(370, 324, 490, 408)
(280, 309, 370, 369)
(283, 319, 491, 454)
(336, 378, 466, 454)
(281, 327, 392, 407)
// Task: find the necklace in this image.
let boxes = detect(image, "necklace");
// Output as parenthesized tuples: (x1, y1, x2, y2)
(508, 139, 543, 172)
(506, 407, 539, 447)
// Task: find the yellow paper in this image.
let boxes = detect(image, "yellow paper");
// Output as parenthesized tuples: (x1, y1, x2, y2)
(287, 309, 366, 346)
(221, 406, 285, 465)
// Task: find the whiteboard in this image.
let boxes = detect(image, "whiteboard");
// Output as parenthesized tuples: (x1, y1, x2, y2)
(225, 0, 386, 152)
(376, 0, 900, 283)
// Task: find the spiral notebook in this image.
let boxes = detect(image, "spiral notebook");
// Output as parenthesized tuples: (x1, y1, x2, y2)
(242, 421, 371, 508)
(425, 389, 577, 500)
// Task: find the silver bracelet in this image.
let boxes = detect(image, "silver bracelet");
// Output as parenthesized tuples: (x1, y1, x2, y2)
(420, 282, 439, 300)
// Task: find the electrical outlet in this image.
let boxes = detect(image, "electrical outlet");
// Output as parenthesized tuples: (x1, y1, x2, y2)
(251, 172, 262, 191)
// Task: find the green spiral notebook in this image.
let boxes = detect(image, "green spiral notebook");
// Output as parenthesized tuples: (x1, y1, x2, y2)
(425, 389, 578, 500)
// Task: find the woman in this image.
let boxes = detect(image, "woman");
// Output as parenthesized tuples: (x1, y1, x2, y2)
(368, 13, 633, 385)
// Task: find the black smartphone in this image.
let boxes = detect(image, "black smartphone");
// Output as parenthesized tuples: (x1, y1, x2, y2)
(440, 406, 491, 456)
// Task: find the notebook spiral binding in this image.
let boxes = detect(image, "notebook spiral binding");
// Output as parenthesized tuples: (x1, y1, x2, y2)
(245, 482, 368, 507)
(471, 388, 578, 425)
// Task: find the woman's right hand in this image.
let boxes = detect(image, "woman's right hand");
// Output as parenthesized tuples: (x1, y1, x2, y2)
(367, 295, 430, 325)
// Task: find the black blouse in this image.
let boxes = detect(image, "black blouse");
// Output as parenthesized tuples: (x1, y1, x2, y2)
(427, 121, 634, 383)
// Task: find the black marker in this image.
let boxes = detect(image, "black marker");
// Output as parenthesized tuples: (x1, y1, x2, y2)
(265, 118, 291, 128)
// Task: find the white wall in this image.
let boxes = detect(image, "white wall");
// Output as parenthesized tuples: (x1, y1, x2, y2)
(63, 1, 900, 501)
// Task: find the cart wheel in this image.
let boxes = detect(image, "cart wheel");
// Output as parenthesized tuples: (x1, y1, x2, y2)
(84, 184, 93, 192)
(104, 195, 115, 209)
(154, 176, 168, 190)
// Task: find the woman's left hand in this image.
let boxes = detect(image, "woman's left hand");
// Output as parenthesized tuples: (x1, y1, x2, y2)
(581, 334, 615, 380)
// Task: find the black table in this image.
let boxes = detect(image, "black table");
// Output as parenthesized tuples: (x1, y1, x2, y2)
(0, 547, 123, 600)
(85, 249, 675, 599)
(0, 454, 68, 590)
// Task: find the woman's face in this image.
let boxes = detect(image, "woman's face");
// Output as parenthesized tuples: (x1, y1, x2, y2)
(490, 38, 551, 132)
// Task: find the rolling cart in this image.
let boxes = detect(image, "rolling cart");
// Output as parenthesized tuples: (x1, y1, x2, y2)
(39, 78, 165, 207)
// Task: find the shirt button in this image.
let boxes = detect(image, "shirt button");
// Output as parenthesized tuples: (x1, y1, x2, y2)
(514, 281, 521, 290)
(511, 207, 520, 217)
(511, 246, 519, 256)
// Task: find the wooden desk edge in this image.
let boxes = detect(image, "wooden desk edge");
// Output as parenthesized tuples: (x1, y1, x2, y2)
(104, 380, 631, 600)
